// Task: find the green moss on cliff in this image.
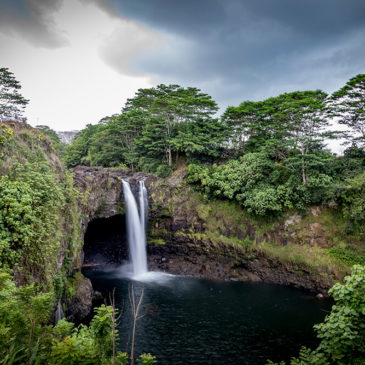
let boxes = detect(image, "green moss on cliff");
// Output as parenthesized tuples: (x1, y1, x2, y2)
(150, 174, 364, 283)
(0, 122, 87, 361)
(0, 121, 83, 294)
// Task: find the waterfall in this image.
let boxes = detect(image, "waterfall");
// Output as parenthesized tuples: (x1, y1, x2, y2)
(122, 180, 148, 277)
(139, 180, 148, 233)
(55, 299, 65, 323)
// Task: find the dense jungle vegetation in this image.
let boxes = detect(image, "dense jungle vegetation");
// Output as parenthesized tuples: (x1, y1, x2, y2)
(0, 68, 155, 364)
(64, 76, 365, 235)
(0, 67, 364, 364)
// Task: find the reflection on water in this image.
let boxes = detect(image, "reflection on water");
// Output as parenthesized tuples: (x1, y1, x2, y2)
(83, 267, 332, 365)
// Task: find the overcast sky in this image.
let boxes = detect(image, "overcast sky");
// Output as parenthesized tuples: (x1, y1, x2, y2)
(1, 0, 364, 133)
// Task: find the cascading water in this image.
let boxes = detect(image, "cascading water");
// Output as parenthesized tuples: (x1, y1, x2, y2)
(55, 300, 65, 323)
(122, 180, 148, 277)
(139, 180, 148, 234)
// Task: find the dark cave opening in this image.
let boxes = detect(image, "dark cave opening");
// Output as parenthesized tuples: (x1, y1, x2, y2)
(83, 214, 129, 265)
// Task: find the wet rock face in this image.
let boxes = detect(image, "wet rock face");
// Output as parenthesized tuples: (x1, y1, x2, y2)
(71, 166, 158, 235)
(147, 235, 333, 295)
(72, 165, 158, 266)
(66, 276, 93, 324)
(148, 241, 261, 283)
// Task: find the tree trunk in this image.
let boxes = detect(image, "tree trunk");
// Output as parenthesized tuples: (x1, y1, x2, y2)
(302, 148, 307, 185)
(168, 146, 172, 166)
(302, 165, 307, 185)
(129, 284, 144, 365)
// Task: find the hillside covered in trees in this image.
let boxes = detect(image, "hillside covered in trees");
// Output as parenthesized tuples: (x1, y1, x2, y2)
(64, 75, 365, 234)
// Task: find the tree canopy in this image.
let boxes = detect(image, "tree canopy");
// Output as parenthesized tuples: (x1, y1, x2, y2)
(63, 123, 104, 168)
(65, 84, 227, 175)
(330, 74, 365, 148)
(0, 67, 29, 120)
(63, 75, 365, 226)
(122, 84, 220, 166)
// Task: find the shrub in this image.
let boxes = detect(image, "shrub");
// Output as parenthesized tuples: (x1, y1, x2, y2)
(267, 265, 365, 364)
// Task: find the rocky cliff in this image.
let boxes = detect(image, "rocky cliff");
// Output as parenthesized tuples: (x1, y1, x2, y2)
(72, 166, 357, 295)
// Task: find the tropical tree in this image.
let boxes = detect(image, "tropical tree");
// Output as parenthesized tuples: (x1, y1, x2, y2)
(89, 111, 145, 168)
(65, 84, 224, 173)
(222, 90, 330, 185)
(63, 123, 104, 167)
(330, 74, 365, 148)
(222, 100, 270, 155)
(123, 84, 219, 166)
(172, 118, 229, 162)
(0, 67, 29, 120)
(272, 90, 329, 185)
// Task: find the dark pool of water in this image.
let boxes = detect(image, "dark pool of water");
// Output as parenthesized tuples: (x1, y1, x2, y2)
(83, 268, 332, 365)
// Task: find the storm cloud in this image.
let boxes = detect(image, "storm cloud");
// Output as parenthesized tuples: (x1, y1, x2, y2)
(98, 0, 365, 106)
(1, 0, 364, 131)
(0, 0, 68, 48)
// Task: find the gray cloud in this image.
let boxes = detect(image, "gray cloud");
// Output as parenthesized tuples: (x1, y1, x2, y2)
(0, 0, 68, 48)
(100, 0, 365, 109)
(98, 19, 159, 77)
(2, 0, 363, 111)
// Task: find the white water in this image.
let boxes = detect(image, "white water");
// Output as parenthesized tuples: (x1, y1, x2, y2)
(122, 180, 148, 278)
(139, 180, 148, 234)
(55, 299, 65, 323)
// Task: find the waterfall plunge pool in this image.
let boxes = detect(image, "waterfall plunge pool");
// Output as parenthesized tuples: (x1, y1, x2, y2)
(83, 267, 332, 365)
(83, 180, 332, 364)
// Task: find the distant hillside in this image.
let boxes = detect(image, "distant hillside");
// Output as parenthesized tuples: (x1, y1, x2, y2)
(56, 130, 78, 144)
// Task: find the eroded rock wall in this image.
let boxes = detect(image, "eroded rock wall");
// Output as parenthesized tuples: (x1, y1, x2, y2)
(73, 167, 347, 295)
(71, 166, 158, 235)
(147, 235, 333, 295)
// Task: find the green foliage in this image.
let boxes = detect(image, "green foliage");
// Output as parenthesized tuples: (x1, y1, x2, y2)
(88, 112, 142, 168)
(76, 84, 224, 174)
(221, 90, 339, 208)
(129, 84, 223, 169)
(267, 265, 365, 365)
(172, 118, 229, 162)
(334, 146, 365, 179)
(155, 163, 173, 178)
(188, 89, 342, 216)
(0, 269, 156, 364)
(49, 305, 116, 364)
(267, 347, 328, 365)
(328, 171, 365, 233)
(0, 270, 53, 364)
(0, 67, 29, 119)
(137, 353, 157, 365)
(36, 125, 65, 152)
(328, 247, 365, 267)
(116, 352, 129, 365)
(0, 123, 14, 146)
(187, 152, 334, 216)
(138, 156, 171, 178)
(330, 74, 365, 148)
(0, 162, 65, 280)
(0, 152, 82, 288)
(49, 306, 156, 365)
(0, 122, 163, 363)
(222, 100, 265, 154)
(63, 123, 104, 167)
(222, 90, 329, 161)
